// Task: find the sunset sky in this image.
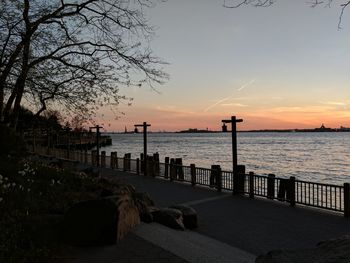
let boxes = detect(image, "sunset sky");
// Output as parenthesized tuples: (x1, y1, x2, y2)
(99, 0, 350, 132)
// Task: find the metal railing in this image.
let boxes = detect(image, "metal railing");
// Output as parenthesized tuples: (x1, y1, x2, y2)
(31, 146, 350, 217)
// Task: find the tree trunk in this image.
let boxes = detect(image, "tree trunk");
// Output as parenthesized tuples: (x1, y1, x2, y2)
(0, 42, 25, 122)
(3, 87, 18, 123)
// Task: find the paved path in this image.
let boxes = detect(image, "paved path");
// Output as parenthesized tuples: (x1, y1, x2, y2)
(65, 231, 188, 263)
(62, 162, 350, 263)
(102, 169, 350, 256)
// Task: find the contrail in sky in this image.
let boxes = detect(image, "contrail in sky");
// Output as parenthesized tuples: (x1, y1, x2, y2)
(204, 79, 255, 112)
(237, 79, 255, 91)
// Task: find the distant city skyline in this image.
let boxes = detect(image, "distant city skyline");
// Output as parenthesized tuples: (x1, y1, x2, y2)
(95, 0, 350, 132)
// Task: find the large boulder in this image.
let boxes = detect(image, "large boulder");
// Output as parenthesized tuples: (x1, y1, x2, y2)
(170, 205, 198, 229)
(96, 178, 135, 197)
(153, 208, 185, 230)
(256, 235, 350, 263)
(62, 194, 140, 246)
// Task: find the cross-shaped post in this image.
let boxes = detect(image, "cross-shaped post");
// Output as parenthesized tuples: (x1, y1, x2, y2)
(134, 122, 151, 175)
(222, 116, 243, 171)
(90, 125, 103, 166)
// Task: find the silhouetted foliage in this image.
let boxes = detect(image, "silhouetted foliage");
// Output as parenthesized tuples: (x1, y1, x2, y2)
(0, 0, 168, 129)
(223, 0, 350, 28)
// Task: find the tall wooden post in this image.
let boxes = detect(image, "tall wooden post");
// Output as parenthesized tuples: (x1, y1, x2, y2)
(222, 116, 243, 172)
(222, 116, 243, 195)
(134, 122, 151, 176)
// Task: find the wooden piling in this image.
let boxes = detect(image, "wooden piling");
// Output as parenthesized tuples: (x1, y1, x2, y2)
(288, 176, 296, 207)
(110, 152, 115, 169)
(164, 157, 170, 179)
(190, 164, 196, 186)
(249, 172, 255, 198)
(101, 151, 106, 168)
(267, 174, 275, 199)
(115, 152, 118, 169)
(170, 158, 175, 181)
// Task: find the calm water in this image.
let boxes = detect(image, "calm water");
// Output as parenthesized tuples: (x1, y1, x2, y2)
(101, 132, 350, 185)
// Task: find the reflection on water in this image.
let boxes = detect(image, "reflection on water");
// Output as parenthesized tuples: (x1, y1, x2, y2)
(101, 132, 350, 185)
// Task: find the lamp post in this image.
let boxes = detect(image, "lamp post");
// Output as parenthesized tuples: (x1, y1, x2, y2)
(222, 116, 243, 171)
(134, 122, 151, 175)
(90, 125, 103, 166)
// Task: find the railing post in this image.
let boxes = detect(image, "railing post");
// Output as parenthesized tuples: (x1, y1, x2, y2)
(136, 158, 140, 175)
(216, 166, 222, 192)
(190, 164, 196, 186)
(123, 154, 127, 171)
(267, 174, 275, 199)
(289, 176, 296, 207)
(126, 153, 131, 171)
(153, 153, 160, 177)
(115, 152, 118, 169)
(344, 183, 350, 217)
(170, 158, 175, 181)
(101, 151, 106, 168)
(164, 157, 169, 179)
(249, 172, 254, 198)
(110, 152, 115, 169)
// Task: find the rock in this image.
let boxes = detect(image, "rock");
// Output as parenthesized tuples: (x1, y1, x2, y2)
(170, 205, 198, 229)
(98, 178, 135, 197)
(132, 192, 155, 223)
(63, 195, 140, 246)
(153, 208, 185, 230)
(256, 235, 350, 263)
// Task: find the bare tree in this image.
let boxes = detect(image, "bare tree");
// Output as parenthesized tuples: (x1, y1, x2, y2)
(0, 0, 168, 128)
(223, 0, 350, 29)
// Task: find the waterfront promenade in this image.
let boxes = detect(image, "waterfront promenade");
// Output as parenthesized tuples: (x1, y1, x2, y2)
(67, 166, 350, 262)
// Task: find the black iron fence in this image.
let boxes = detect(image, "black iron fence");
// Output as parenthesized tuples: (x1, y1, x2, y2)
(32, 147, 350, 217)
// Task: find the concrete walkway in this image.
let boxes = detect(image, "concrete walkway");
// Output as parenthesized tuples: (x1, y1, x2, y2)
(65, 166, 350, 263)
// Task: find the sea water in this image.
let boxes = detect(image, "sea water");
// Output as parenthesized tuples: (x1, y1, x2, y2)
(101, 132, 350, 185)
